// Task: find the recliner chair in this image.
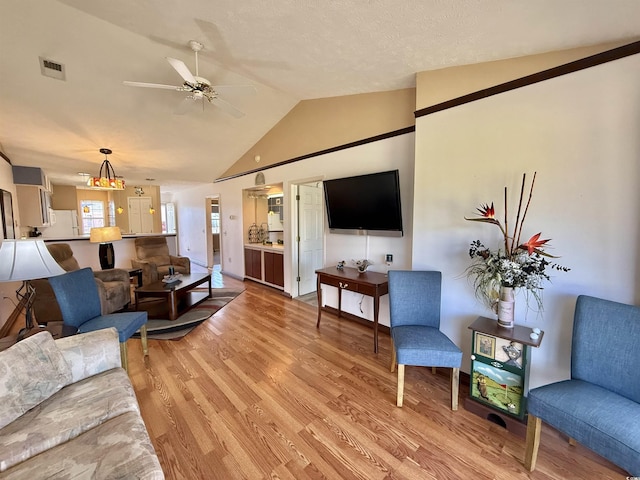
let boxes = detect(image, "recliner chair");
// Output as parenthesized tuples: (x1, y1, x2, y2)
(31, 243, 131, 324)
(131, 236, 190, 285)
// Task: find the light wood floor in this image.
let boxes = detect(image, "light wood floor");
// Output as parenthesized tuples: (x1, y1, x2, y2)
(121, 275, 629, 479)
(1, 270, 626, 479)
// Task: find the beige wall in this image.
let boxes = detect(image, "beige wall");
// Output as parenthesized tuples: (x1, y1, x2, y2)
(220, 88, 416, 179)
(50, 185, 78, 210)
(416, 39, 638, 109)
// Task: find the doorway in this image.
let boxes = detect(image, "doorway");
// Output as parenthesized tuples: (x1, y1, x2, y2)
(206, 195, 221, 273)
(128, 197, 153, 233)
(294, 181, 324, 297)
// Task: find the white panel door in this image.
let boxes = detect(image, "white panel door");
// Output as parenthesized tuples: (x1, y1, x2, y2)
(128, 197, 154, 233)
(297, 183, 324, 296)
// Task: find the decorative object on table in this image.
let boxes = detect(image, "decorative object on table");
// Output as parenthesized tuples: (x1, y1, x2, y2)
(0, 239, 65, 335)
(87, 148, 125, 190)
(465, 172, 569, 328)
(89, 226, 122, 270)
(336, 260, 345, 270)
(352, 259, 372, 274)
(162, 273, 182, 284)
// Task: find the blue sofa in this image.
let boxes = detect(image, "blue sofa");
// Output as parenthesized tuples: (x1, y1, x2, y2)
(524, 295, 640, 476)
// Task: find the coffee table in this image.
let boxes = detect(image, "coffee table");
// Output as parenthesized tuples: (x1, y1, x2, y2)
(134, 273, 212, 320)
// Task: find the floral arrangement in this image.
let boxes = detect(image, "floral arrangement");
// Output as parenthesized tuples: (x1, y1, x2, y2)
(465, 172, 569, 312)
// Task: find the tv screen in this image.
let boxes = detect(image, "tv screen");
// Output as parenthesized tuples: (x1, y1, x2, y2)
(323, 170, 403, 237)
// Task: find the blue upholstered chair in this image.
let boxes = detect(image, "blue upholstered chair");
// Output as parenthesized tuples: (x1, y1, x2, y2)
(49, 267, 149, 372)
(388, 270, 463, 409)
(524, 295, 640, 476)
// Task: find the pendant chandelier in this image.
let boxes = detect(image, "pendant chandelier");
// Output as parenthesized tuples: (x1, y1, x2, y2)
(88, 148, 125, 190)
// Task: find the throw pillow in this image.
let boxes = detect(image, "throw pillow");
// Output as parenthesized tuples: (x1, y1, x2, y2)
(0, 331, 72, 429)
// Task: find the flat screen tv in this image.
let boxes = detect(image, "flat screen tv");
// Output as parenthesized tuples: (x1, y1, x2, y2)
(323, 169, 403, 237)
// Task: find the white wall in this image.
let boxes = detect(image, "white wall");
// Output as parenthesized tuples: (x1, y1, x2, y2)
(0, 160, 19, 330)
(171, 133, 415, 327)
(413, 54, 640, 388)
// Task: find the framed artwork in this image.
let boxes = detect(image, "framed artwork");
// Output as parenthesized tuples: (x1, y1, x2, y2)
(494, 338, 524, 369)
(475, 332, 496, 359)
(470, 360, 524, 417)
(0, 189, 15, 239)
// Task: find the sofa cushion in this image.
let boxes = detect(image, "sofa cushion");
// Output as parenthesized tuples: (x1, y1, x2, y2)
(0, 332, 72, 429)
(0, 411, 164, 479)
(528, 379, 640, 476)
(0, 367, 139, 472)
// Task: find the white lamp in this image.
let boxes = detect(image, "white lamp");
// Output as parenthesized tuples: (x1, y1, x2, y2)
(89, 226, 122, 269)
(0, 239, 65, 332)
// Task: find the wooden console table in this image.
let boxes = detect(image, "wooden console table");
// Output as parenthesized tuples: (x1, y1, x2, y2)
(315, 266, 389, 353)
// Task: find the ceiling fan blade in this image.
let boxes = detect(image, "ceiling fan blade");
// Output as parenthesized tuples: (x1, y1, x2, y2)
(211, 97, 245, 118)
(166, 57, 197, 84)
(213, 85, 257, 95)
(123, 81, 181, 90)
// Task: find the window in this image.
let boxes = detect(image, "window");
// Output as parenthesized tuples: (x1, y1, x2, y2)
(80, 200, 105, 234)
(161, 202, 176, 234)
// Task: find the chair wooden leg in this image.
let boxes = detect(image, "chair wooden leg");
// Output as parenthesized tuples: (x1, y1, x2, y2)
(524, 414, 542, 471)
(140, 324, 148, 357)
(120, 341, 129, 373)
(390, 340, 396, 373)
(451, 367, 459, 411)
(432, 367, 436, 374)
(568, 437, 576, 446)
(396, 364, 405, 407)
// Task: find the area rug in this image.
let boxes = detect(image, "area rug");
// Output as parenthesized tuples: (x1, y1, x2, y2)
(133, 287, 243, 340)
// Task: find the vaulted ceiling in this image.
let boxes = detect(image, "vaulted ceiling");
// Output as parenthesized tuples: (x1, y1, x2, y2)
(1, 0, 639, 189)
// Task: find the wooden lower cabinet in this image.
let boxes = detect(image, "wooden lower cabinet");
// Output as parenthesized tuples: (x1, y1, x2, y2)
(244, 248, 262, 280)
(264, 251, 284, 287)
(244, 247, 284, 289)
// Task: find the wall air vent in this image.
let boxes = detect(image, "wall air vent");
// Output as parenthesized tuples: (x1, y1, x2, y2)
(39, 56, 66, 81)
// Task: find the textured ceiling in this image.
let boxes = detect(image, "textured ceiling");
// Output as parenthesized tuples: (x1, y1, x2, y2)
(1, 0, 639, 189)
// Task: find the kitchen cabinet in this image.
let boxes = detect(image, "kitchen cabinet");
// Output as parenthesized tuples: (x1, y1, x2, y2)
(244, 247, 262, 280)
(244, 246, 284, 289)
(264, 251, 284, 287)
(16, 185, 51, 227)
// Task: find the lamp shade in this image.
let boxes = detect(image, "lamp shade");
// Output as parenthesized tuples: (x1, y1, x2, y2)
(0, 239, 65, 282)
(89, 226, 122, 243)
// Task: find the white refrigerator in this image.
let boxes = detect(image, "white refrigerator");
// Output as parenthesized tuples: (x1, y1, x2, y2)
(41, 210, 80, 238)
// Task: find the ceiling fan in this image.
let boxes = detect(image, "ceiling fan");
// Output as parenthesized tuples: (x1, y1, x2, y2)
(123, 40, 255, 118)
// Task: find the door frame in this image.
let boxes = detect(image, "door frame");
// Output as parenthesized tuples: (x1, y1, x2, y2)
(205, 194, 222, 272)
(290, 176, 325, 298)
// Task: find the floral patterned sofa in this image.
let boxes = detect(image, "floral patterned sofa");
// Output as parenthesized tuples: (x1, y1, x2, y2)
(0, 328, 163, 479)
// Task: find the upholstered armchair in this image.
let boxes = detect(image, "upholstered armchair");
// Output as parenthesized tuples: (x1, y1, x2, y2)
(131, 236, 190, 285)
(31, 243, 131, 324)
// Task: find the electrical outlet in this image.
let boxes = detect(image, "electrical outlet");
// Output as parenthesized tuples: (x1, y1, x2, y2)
(385, 254, 393, 264)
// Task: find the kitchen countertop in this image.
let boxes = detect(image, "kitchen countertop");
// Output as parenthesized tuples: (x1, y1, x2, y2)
(244, 243, 285, 252)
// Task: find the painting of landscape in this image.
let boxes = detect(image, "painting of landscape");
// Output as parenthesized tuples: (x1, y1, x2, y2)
(471, 361, 524, 416)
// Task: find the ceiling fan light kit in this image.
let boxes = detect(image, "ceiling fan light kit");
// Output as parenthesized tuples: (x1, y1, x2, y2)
(123, 40, 253, 118)
(88, 148, 125, 190)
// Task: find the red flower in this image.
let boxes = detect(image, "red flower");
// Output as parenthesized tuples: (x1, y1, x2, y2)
(477, 202, 495, 218)
(519, 233, 550, 255)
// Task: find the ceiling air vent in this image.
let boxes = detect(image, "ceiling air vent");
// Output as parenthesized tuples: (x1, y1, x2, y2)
(39, 56, 66, 81)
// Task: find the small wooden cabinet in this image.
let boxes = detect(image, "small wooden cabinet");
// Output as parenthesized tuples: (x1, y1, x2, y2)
(466, 316, 543, 436)
(16, 185, 51, 227)
(244, 246, 284, 289)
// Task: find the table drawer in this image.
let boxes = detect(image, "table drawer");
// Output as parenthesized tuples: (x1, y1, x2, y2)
(319, 274, 358, 293)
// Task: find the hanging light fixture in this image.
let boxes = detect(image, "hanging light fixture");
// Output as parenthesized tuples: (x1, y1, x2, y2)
(116, 205, 124, 214)
(149, 205, 156, 215)
(83, 205, 90, 213)
(88, 148, 125, 190)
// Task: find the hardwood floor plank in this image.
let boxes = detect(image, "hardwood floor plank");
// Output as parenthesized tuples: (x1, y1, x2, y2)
(124, 278, 628, 479)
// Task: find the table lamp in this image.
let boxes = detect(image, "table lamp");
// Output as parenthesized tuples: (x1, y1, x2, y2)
(89, 226, 122, 269)
(0, 239, 65, 333)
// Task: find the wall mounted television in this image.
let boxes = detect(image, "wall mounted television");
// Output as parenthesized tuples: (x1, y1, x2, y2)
(323, 169, 403, 237)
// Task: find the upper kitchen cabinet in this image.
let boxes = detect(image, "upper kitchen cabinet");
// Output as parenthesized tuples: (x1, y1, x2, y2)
(267, 194, 284, 232)
(13, 166, 52, 227)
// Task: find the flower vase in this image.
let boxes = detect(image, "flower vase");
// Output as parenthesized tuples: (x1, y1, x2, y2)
(497, 286, 515, 328)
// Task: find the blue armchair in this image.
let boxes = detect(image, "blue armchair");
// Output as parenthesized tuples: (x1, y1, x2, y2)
(524, 295, 640, 476)
(48, 267, 149, 372)
(388, 270, 463, 409)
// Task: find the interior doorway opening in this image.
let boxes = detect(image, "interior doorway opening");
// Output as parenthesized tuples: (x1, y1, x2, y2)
(207, 196, 221, 273)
